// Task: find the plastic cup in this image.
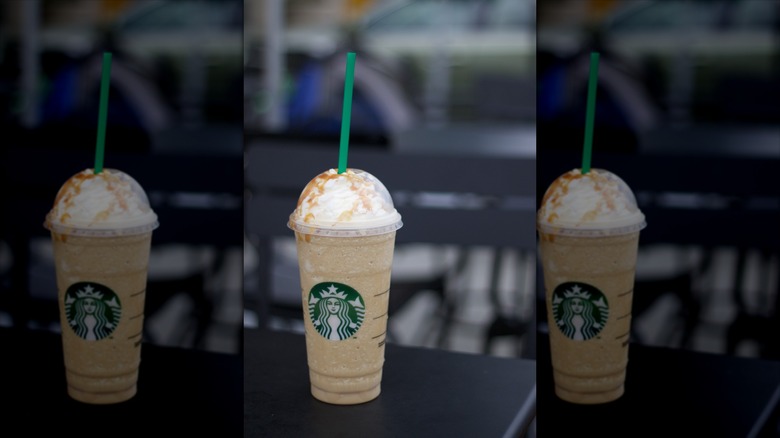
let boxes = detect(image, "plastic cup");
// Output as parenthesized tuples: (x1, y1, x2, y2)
(288, 168, 402, 405)
(44, 169, 158, 404)
(537, 168, 646, 404)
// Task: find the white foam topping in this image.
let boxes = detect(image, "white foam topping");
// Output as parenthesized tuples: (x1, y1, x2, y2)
(289, 169, 402, 235)
(538, 168, 645, 235)
(45, 168, 158, 234)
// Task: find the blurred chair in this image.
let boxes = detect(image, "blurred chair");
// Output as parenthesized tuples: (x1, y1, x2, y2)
(537, 49, 661, 155)
(37, 49, 173, 154)
(244, 137, 536, 357)
(474, 74, 536, 121)
(713, 76, 780, 124)
(726, 248, 780, 359)
(483, 248, 535, 357)
(284, 51, 418, 141)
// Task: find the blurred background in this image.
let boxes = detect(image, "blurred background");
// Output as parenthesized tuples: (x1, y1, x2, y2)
(537, 0, 780, 361)
(4, 0, 774, 381)
(0, 0, 243, 354)
(243, 0, 538, 360)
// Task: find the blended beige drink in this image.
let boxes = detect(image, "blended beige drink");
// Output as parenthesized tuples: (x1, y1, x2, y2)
(289, 168, 402, 405)
(538, 168, 646, 404)
(45, 168, 158, 404)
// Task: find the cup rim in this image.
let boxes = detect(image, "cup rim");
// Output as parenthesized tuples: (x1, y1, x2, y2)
(288, 217, 402, 237)
(537, 220, 646, 237)
(45, 220, 159, 237)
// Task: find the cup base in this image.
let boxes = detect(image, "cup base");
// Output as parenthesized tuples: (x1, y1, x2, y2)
(554, 384, 624, 404)
(66, 368, 138, 404)
(552, 366, 626, 404)
(311, 383, 381, 405)
(67, 384, 137, 404)
(308, 366, 383, 405)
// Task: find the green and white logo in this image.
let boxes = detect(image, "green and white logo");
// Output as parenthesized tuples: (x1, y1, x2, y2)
(64, 282, 121, 341)
(308, 282, 365, 340)
(552, 282, 608, 341)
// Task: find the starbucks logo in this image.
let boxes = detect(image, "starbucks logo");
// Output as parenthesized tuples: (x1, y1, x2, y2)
(308, 283, 365, 341)
(64, 282, 122, 341)
(552, 282, 609, 341)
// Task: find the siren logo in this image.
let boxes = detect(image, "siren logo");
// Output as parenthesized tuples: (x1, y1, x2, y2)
(552, 282, 609, 341)
(308, 283, 365, 340)
(64, 282, 122, 341)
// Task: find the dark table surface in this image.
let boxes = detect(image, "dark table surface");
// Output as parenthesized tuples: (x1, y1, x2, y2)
(245, 328, 536, 438)
(537, 333, 780, 437)
(0, 326, 242, 436)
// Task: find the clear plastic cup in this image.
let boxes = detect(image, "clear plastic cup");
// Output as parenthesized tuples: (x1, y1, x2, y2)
(45, 168, 158, 404)
(288, 168, 402, 404)
(538, 168, 646, 404)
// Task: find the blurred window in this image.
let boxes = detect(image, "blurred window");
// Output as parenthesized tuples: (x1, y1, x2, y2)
(484, 0, 534, 29)
(609, 1, 723, 32)
(119, 0, 240, 32)
(731, 0, 776, 30)
(365, 0, 482, 31)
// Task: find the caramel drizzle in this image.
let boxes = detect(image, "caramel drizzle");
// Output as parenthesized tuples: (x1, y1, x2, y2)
(296, 169, 380, 224)
(541, 170, 622, 225)
(53, 170, 134, 225)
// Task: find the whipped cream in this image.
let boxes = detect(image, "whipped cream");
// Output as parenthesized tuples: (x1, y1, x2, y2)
(538, 168, 645, 236)
(289, 168, 402, 236)
(45, 168, 158, 235)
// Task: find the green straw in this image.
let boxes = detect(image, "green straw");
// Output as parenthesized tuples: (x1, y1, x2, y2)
(94, 52, 112, 174)
(581, 52, 600, 175)
(338, 52, 356, 174)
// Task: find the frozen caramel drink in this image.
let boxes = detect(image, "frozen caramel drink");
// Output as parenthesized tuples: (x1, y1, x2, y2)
(289, 168, 402, 405)
(45, 168, 158, 404)
(538, 168, 646, 404)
